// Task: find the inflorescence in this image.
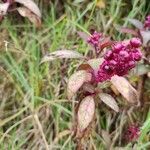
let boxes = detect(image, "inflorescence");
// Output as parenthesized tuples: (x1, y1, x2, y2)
(94, 38, 142, 82)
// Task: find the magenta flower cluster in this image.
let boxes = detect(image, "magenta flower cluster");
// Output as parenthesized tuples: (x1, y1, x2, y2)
(95, 38, 142, 82)
(125, 125, 140, 141)
(144, 15, 150, 29)
(87, 31, 102, 49)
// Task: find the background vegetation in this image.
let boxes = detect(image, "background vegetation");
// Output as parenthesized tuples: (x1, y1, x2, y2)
(0, 0, 150, 149)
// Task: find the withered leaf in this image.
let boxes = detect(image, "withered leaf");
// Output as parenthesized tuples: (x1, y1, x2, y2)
(111, 75, 138, 103)
(15, 0, 41, 18)
(140, 31, 150, 47)
(128, 18, 143, 30)
(0, 2, 9, 16)
(41, 50, 84, 63)
(99, 93, 119, 112)
(77, 96, 95, 132)
(17, 7, 41, 27)
(67, 70, 92, 100)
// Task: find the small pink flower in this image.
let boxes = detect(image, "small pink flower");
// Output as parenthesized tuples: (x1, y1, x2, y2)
(125, 124, 140, 142)
(87, 31, 102, 48)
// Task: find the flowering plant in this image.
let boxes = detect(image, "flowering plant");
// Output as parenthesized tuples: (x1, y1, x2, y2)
(41, 26, 145, 147)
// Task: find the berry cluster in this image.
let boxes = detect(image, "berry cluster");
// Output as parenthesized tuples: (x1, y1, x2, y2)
(96, 38, 142, 82)
(125, 125, 140, 141)
(144, 15, 150, 29)
(87, 31, 102, 49)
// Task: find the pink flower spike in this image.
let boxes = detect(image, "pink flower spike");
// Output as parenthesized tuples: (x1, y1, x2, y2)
(125, 124, 140, 142)
(87, 31, 102, 49)
(94, 38, 142, 83)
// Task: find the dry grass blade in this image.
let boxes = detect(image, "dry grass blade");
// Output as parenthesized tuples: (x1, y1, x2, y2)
(99, 93, 119, 112)
(111, 75, 138, 103)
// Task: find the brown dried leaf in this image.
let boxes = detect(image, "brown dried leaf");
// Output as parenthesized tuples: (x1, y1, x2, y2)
(0, 2, 9, 16)
(100, 37, 112, 50)
(17, 7, 41, 27)
(116, 27, 139, 36)
(111, 75, 138, 103)
(77, 96, 95, 131)
(99, 93, 119, 112)
(67, 70, 92, 100)
(41, 50, 84, 63)
(78, 64, 92, 71)
(15, 0, 41, 18)
(140, 31, 150, 46)
(128, 18, 143, 30)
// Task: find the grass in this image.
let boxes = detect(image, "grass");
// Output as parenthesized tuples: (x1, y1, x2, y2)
(0, 0, 150, 149)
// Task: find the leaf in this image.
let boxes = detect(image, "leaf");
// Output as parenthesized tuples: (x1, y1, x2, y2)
(87, 58, 104, 70)
(41, 50, 84, 63)
(100, 37, 112, 49)
(17, 7, 41, 27)
(14, 0, 41, 18)
(67, 70, 92, 100)
(77, 96, 95, 131)
(115, 27, 139, 36)
(140, 31, 150, 46)
(128, 18, 144, 30)
(96, 0, 105, 8)
(78, 64, 92, 71)
(133, 64, 150, 76)
(0, 2, 9, 16)
(111, 75, 138, 103)
(99, 93, 119, 112)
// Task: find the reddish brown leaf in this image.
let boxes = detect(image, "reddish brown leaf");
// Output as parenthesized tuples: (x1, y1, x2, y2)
(17, 7, 41, 27)
(78, 64, 92, 72)
(116, 27, 139, 36)
(41, 50, 84, 63)
(15, 0, 41, 18)
(99, 37, 112, 50)
(77, 96, 95, 131)
(128, 18, 143, 30)
(0, 2, 9, 16)
(99, 93, 119, 112)
(111, 75, 138, 103)
(67, 70, 92, 100)
(140, 31, 150, 46)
